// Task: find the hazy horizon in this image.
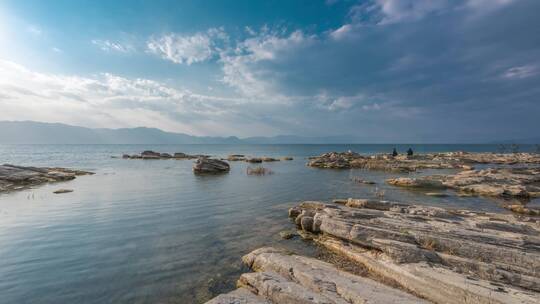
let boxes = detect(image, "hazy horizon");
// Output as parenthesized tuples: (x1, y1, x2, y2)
(0, 120, 538, 144)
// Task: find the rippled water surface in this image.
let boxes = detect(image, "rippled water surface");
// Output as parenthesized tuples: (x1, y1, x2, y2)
(0, 144, 536, 303)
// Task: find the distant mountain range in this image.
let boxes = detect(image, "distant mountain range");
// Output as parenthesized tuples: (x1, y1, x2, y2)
(0, 121, 361, 144)
(1, 121, 537, 144)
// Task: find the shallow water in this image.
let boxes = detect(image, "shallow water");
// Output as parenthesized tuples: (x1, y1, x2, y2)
(0, 144, 537, 303)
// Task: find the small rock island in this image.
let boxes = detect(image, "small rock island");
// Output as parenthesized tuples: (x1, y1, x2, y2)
(0, 164, 93, 193)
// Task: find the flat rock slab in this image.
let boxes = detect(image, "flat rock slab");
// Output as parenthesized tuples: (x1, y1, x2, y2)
(205, 287, 270, 304)
(307, 151, 540, 171)
(387, 167, 540, 198)
(0, 164, 93, 193)
(121, 151, 209, 160)
(289, 198, 540, 304)
(207, 247, 426, 304)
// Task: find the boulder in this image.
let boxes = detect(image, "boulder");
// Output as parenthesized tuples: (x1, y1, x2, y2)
(193, 158, 230, 174)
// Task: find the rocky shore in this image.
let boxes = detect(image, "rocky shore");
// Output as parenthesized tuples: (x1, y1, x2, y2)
(307, 151, 540, 172)
(122, 150, 209, 160)
(387, 167, 540, 199)
(224, 155, 293, 162)
(206, 198, 540, 303)
(0, 164, 93, 193)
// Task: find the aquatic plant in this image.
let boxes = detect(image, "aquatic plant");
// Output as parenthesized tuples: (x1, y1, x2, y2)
(246, 166, 274, 175)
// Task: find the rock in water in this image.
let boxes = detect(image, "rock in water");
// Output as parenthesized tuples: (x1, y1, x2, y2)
(0, 164, 93, 193)
(278, 230, 296, 239)
(192, 158, 230, 174)
(53, 189, 73, 194)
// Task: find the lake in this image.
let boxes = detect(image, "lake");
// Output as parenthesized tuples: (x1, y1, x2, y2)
(0, 144, 537, 303)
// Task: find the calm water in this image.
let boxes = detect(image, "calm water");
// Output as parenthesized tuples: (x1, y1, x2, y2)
(0, 144, 537, 304)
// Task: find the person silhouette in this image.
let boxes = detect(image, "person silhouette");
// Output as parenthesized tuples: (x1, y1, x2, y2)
(392, 148, 398, 157)
(407, 148, 414, 156)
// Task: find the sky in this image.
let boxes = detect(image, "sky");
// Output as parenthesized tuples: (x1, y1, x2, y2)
(0, 0, 539, 142)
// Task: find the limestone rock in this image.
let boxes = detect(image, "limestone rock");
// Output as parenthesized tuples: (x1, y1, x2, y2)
(289, 198, 540, 303)
(205, 287, 270, 304)
(241, 247, 426, 303)
(387, 168, 540, 198)
(0, 164, 93, 193)
(307, 151, 540, 171)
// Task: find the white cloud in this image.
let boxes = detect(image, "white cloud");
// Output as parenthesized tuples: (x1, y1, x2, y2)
(147, 28, 227, 65)
(92, 39, 134, 53)
(0, 60, 248, 135)
(314, 92, 385, 112)
(219, 29, 312, 98)
(329, 24, 353, 40)
(27, 25, 42, 36)
(466, 0, 515, 10)
(376, 0, 450, 24)
(503, 65, 538, 79)
(348, 0, 515, 25)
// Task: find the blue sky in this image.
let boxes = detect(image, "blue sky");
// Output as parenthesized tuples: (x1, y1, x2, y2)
(0, 0, 539, 142)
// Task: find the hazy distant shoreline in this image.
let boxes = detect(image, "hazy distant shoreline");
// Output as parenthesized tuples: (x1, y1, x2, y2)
(1, 121, 539, 145)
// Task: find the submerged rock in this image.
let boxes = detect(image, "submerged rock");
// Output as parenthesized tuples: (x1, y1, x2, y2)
(278, 230, 296, 239)
(53, 189, 73, 194)
(504, 204, 540, 216)
(193, 158, 230, 174)
(261, 157, 279, 162)
(0, 164, 93, 193)
(351, 177, 376, 185)
(425, 192, 449, 197)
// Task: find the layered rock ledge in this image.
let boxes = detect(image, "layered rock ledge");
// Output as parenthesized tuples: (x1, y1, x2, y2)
(288, 199, 540, 304)
(207, 198, 540, 303)
(307, 151, 540, 171)
(0, 164, 93, 193)
(387, 167, 540, 198)
(206, 247, 427, 304)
